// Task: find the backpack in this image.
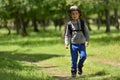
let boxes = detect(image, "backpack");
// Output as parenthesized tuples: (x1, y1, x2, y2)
(68, 19, 85, 36)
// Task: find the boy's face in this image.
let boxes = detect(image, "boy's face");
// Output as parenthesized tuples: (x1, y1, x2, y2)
(70, 10, 80, 21)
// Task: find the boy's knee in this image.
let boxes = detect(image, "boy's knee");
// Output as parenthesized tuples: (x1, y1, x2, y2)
(81, 56, 86, 60)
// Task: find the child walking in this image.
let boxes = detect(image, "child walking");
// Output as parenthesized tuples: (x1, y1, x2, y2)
(64, 5, 90, 77)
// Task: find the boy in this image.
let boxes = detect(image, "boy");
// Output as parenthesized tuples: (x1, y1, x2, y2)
(65, 5, 90, 77)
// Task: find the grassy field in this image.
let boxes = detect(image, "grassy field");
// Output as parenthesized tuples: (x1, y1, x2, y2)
(0, 26, 120, 80)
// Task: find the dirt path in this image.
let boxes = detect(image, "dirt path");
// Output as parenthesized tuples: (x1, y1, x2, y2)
(33, 63, 73, 80)
(32, 57, 120, 80)
(42, 65, 70, 80)
(40, 58, 120, 80)
(89, 57, 120, 67)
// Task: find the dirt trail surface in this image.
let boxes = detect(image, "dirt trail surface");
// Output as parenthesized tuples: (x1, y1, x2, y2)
(32, 57, 120, 80)
(33, 63, 74, 80)
(89, 57, 120, 67)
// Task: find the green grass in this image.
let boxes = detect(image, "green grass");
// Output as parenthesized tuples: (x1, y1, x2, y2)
(0, 25, 120, 80)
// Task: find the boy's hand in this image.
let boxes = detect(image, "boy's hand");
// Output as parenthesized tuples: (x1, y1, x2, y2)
(65, 44, 69, 49)
(85, 42, 89, 47)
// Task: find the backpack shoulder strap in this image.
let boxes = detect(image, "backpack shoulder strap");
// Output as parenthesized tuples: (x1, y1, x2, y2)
(67, 20, 85, 36)
(68, 23, 72, 35)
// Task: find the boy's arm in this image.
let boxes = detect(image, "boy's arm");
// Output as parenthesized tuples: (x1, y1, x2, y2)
(65, 24, 71, 49)
(84, 23, 90, 46)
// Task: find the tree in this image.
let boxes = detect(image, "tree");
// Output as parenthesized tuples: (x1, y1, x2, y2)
(114, 0, 119, 30)
(0, 0, 11, 35)
(104, 0, 110, 32)
(0, 0, 120, 36)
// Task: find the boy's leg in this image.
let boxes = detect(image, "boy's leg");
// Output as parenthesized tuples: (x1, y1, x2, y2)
(70, 44, 78, 77)
(78, 44, 86, 75)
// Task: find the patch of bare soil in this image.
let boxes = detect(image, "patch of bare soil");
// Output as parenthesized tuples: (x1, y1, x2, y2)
(33, 63, 75, 80)
(89, 57, 120, 67)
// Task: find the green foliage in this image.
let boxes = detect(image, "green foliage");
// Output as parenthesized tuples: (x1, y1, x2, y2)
(0, 0, 120, 21)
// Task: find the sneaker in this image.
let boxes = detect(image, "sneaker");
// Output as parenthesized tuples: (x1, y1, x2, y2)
(78, 64, 83, 75)
(71, 69, 77, 77)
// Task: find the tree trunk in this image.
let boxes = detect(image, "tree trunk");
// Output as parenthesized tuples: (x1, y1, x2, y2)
(105, 0, 110, 33)
(15, 11, 22, 35)
(43, 20, 47, 31)
(15, 18, 21, 35)
(85, 18, 92, 31)
(19, 15, 28, 36)
(55, 26, 57, 31)
(114, 8, 119, 30)
(4, 19, 11, 35)
(97, 12, 101, 30)
(43, 26, 46, 31)
(59, 26, 62, 31)
(32, 19, 39, 32)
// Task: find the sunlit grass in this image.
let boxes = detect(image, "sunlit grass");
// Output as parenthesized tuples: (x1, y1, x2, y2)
(0, 55, 55, 80)
(0, 25, 120, 80)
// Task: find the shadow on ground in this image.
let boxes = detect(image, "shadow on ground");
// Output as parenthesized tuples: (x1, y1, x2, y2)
(0, 50, 63, 80)
(0, 50, 64, 62)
